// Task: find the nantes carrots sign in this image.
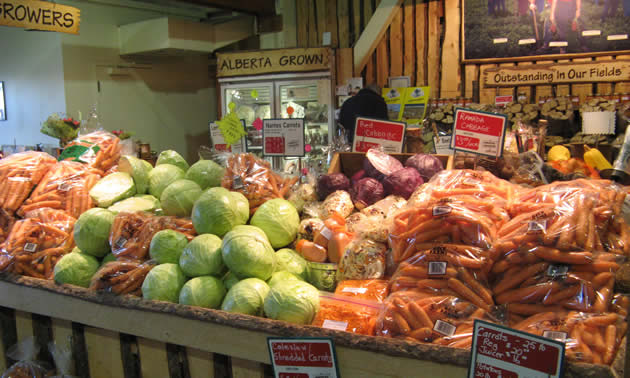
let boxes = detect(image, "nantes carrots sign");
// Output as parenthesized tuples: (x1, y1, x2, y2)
(0, 0, 80, 34)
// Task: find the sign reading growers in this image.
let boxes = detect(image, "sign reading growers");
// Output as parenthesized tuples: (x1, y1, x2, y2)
(217, 48, 331, 77)
(262, 118, 305, 157)
(0, 0, 80, 34)
(483, 60, 630, 87)
(268, 338, 339, 378)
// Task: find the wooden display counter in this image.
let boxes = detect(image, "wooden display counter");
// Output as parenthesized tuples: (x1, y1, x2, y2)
(0, 273, 626, 378)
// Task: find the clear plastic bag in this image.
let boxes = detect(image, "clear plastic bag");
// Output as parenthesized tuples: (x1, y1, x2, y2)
(58, 131, 121, 173)
(89, 260, 157, 296)
(420, 169, 520, 203)
(311, 292, 382, 335)
(48, 341, 76, 378)
(337, 238, 386, 280)
(334, 279, 389, 303)
(2, 337, 48, 378)
(0, 151, 57, 215)
(296, 213, 353, 264)
(109, 212, 195, 262)
(18, 161, 102, 219)
(320, 190, 353, 219)
(0, 208, 16, 245)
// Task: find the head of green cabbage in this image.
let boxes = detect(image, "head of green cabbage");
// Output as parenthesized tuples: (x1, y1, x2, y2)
(221, 226, 275, 280)
(192, 187, 249, 237)
(221, 278, 270, 316)
(250, 198, 300, 248)
(263, 280, 320, 324)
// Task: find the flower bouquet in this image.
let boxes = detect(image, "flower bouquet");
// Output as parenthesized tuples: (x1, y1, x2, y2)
(40, 113, 81, 147)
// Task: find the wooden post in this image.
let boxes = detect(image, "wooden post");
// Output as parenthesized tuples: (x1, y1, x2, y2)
(308, 1, 318, 47)
(389, 7, 403, 77)
(415, 0, 427, 86)
(337, 0, 350, 48)
(464, 64, 478, 99)
(187, 348, 215, 378)
(363, 0, 376, 82)
(479, 64, 497, 104)
(326, 0, 339, 47)
(84, 327, 125, 378)
(231, 357, 265, 378)
(316, 0, 327, 46)
(353, 0, 362, 43)
(297, 0, 309, 48)
(403, 0, 415, 85)
(427, 0, 441, 97)
(440, 0, 461, 99)
(376, 36, 389, 88)
(137, 338, 170, 378)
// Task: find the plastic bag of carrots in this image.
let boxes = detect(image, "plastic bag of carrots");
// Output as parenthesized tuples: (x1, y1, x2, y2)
(311, 292, 382, 335)
(17, 161, 102, 219)
(511, 311, 627, 365)
(109, 212, 196, 262)
(89, 260, 156, 296)
(374, 291, 502, 348)
(59, 131, 121, 172)
(334, 279, 389, 303)
(0, 209, 16, 245)
(220, 153, 298, 214)
(0, 151, 57, 215)
(0, 208, 75, 279)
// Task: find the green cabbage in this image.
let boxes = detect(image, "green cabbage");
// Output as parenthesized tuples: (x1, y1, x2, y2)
(148, 164, 186, 199)
(142, 160, 153, 171)
(232, 225, 269, 243)
(156, 150, 189, 172)
(179, 276, 226, 309)
(160, 179, 202, 217)
(263, 280, 320, 324)
(221, 278, 270, 316)
(222, 271, 240, 290)
(74, 208, 115, 258)
(141, 263, 187, 303)
(118, 155, 151, 194)
(90, 172, 137, 208)
(250, 199, 300, 248)
(192, 187, 248, 236)
(54, 252, 100, 288)
(179, 234, 224, 277)
(185, 160, 225, 190)
(221, 226, 275, 280)
(108, 195, 160, 214)
(275, 248, 308, 280)
(267, 271, 302, 288)
(149, 229, 189, 264)
(101, 253, 117, 266)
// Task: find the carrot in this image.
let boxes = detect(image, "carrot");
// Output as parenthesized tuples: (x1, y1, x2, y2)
(457, 268, 493, 305)
(542, 284, 581, 305)
(593, 278, 614, 313)
(496, 282, 557, 305)
(507, 304, 563, 316)
(584, 314, 618, 327)
(494, 262, 548, 295)
(392, 312, 411, 335)
(570, 326, 594, 363)
(447, 278, 490, 311)
(408, 301, 433, 328)
(592, 272, 614, 289)
(416, 279, 449, 290)
(409, 327, 433, 341)
(532, 247, 592, 265)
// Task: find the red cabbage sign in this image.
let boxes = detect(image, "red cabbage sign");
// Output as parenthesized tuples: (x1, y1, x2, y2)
(468, 320, 565, 378)
(268, 338, 339, 378)
(353, 117, 406, 153)
(451, 109, 507, 157)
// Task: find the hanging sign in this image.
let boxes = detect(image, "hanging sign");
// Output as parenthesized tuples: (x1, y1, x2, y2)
(209, 122, 245, 153)
(262, 118, 305, 157)
(217, 48, 331, 77)
(352, 117, 406, 153)
(267, 338, 339, 378)
(451, 108, 507, 157)
(0, 0, 80, 34)
(216, 112, 247, 147)
(468, 320, 565, 378)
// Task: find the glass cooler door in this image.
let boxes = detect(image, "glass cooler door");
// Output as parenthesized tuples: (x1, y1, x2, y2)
(222, 84, 274, 154)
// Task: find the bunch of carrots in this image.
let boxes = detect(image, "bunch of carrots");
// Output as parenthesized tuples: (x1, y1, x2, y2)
(63, 131, 121, 172)
(90, 260, 156, 296)
(18, 161, 102, 219)
(0, 151, 57, 215)
(0, 208, 75, 279)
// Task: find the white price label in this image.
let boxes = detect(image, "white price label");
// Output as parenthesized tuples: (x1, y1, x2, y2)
(23, 243, 38, 252)
(547, 265, 569, 277)
(543, 331, 568, 343)
(428, 261, 447, 276)
(527, 220, 547, 233)
(232, 176, 244, 190)
(114, 237, 127, 249)
(434, 320, 456, 337)
(433, 205, 452, 217)
(341, 287, 368, 294)
(320, 227, 333, 240)
(322, 319, 348, 331)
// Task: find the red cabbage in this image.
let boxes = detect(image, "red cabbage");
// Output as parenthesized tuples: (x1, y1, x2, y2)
(316, 173, 350, 200)
(351, 177, 385, 210)
(351, 169, 366, 184)
(363, 148, 403, 181)
(404, 153, 444, 182)
(383, 167, 423, 199)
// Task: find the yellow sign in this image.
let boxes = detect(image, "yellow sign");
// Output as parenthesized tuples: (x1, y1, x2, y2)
(482, 60, 630, 87)
(0, 0, 80, 34)
(217, 48, 331, 77)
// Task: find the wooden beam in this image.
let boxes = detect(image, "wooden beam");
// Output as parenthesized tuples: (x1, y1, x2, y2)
(389, 7, 403, 77)
(426, 0, 440, 97)
(326, 0, 339, 47)
(376, 36, 389, 88)
(308, 1, 318, 47)
(464, 64, 478, 99)
(353, 0, 403, 75)
(337, 48, 354, 86)
(174, 0, 275, 16)
(257, 14, 283, 34)
(337, 0, 350, 48)
(316, 0, 327, 46)
(353, 0, 362, 43)
(415, 0, 427, 86)
(363, 0, 376, 82)
(403, 0, 415, 85)
(297, 0, 309, 48)
(439, 0, 460, 99)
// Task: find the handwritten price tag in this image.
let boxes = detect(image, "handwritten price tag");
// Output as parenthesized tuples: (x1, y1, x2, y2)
(209, 122, 245, 153)
(216, 112, 247, 147)
(451, 108, 507, 157)
(268, 338, 339, 378)
(352, 117, 406, 153)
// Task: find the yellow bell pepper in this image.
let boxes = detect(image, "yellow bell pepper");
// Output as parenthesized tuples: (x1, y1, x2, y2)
(583, 145, 612, 170)
(548, 145, 571, 162)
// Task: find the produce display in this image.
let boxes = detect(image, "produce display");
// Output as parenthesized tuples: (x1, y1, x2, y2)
(1, 141, 629, 369)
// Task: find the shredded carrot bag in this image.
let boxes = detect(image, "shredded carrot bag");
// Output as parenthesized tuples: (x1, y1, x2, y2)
(334, 280, 389, 303)
(312, 292, 381, 336)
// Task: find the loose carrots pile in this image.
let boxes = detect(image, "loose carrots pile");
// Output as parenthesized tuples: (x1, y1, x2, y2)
(62, 131, 121, 172)
(0, 151, 57, 215)
(109, 212, 196, 262)
(221, 153, 298, 214)
(0, 208, 75, 279)
(18, 161, 102, 219)
(89, 260, 156, 296)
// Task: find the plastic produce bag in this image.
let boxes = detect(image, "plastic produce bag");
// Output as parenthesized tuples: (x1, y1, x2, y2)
(58, 131, 121, 173)
(337, 238, 386, 280)
(1, 337, 48, 378)
(334, 279, 389, 303)
(0, 209, 75, 279)
(48, 341, 76, 378)
(420, 169, 519, 203)
(320, 190, 353, 220)
(0, 151, 57, 215)
(311, 292, 381, 335)
(90, 260, 157, 296)
(18, 161, 102, 219)
(0, 209, 16, 245)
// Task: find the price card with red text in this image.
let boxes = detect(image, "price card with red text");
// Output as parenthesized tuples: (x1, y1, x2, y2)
(268, 338, 339, 378)
(468, 320, 565, 378)
(495, 95, 513, 107)
(352, 117, 406, 153)
(263, 118, 305, 157)
(451, 108, 508, 157)
(209, 122, 245, 153)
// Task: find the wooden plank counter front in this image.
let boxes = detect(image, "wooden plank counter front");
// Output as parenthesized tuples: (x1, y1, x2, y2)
(0, 274, 626, 378)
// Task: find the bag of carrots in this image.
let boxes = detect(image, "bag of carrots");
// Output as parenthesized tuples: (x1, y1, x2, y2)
(334, 279, 389, 303)
(17, 161, 102, 219)
(0, 209, 16, 245)
(89, 260, 157, 296)
(220, 153, 298, 214)
(59, 131, 121, 173)
(0, 151, 57, 215)
(0, 208, 76, 279)
(311, 292, 382, 336)
(511, 311, 627, 365)
(109, 212, 196, 262)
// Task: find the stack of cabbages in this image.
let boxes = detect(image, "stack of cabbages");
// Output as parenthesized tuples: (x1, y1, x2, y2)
(54, 150, 320, 325)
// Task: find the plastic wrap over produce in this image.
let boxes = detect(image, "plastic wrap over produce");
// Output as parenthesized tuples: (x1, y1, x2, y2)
(337, 238, 387, 280)
(109, 212, 195, 262)
(0, 208, 75, 279)
(90, 260, 157, 296)
(0, 151, 57, 215)
(334, 279, 389, 303)
(296, 213, 353, 264)
(59, 131, 121, 173)
(311, 292, 382, 335)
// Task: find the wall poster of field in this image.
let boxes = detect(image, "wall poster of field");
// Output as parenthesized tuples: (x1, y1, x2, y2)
(462, 0, 630, 61)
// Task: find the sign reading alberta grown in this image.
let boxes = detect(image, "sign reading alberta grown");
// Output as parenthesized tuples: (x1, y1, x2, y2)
(0, 0, 80, 34)
(217, 48, 331, 77)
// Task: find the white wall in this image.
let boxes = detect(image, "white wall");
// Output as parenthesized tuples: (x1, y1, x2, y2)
(0, 27, 65, 148)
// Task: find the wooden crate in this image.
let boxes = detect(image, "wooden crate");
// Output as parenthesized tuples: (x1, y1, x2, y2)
(328, 151, 454, 177)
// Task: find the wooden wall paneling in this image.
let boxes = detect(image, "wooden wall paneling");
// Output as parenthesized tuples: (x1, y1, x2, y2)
(402, 0, 415, 85)
(534, 60, 553, 102)
(137, 337, 170, 378)
(497, 63, 514, 98)
(376, 34, 389, 88)
(337, 48, 354, 85)
(439, 0, 460, 99)
(556, 59, 571, 96)
(426, 0, 441, 97)
(231, 357, 265, 378)
(596, 56, 614, 95)
(337, 0, 350, 48)
(84, 327, 125, 378)
(389, 7, 403, 77)
(297, 0, 309, 47)
(187, 348, 215, 378)
(308, 1, 318, 47)
(326, 0, 339, 47)
(615, 55, 630, 93)
(571, 58, 594, 102)
(464, 64, 478, 99)
(415, 0, 427, 86)
(364, 0, 376, 82)
(479, 64, 497, 104)
(353, 0, 362, 43)
(316, 0, 327, 46)
(516, 61, 533, 102)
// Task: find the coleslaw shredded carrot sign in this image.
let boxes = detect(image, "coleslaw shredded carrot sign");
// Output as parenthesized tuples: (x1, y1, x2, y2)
(451, 109, 507, 157)
(268, 338, 339, 378)
(468, 320, 565, 378)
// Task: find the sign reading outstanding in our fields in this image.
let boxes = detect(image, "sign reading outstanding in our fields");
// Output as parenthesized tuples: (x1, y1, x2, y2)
(0, 0, 80, 34)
